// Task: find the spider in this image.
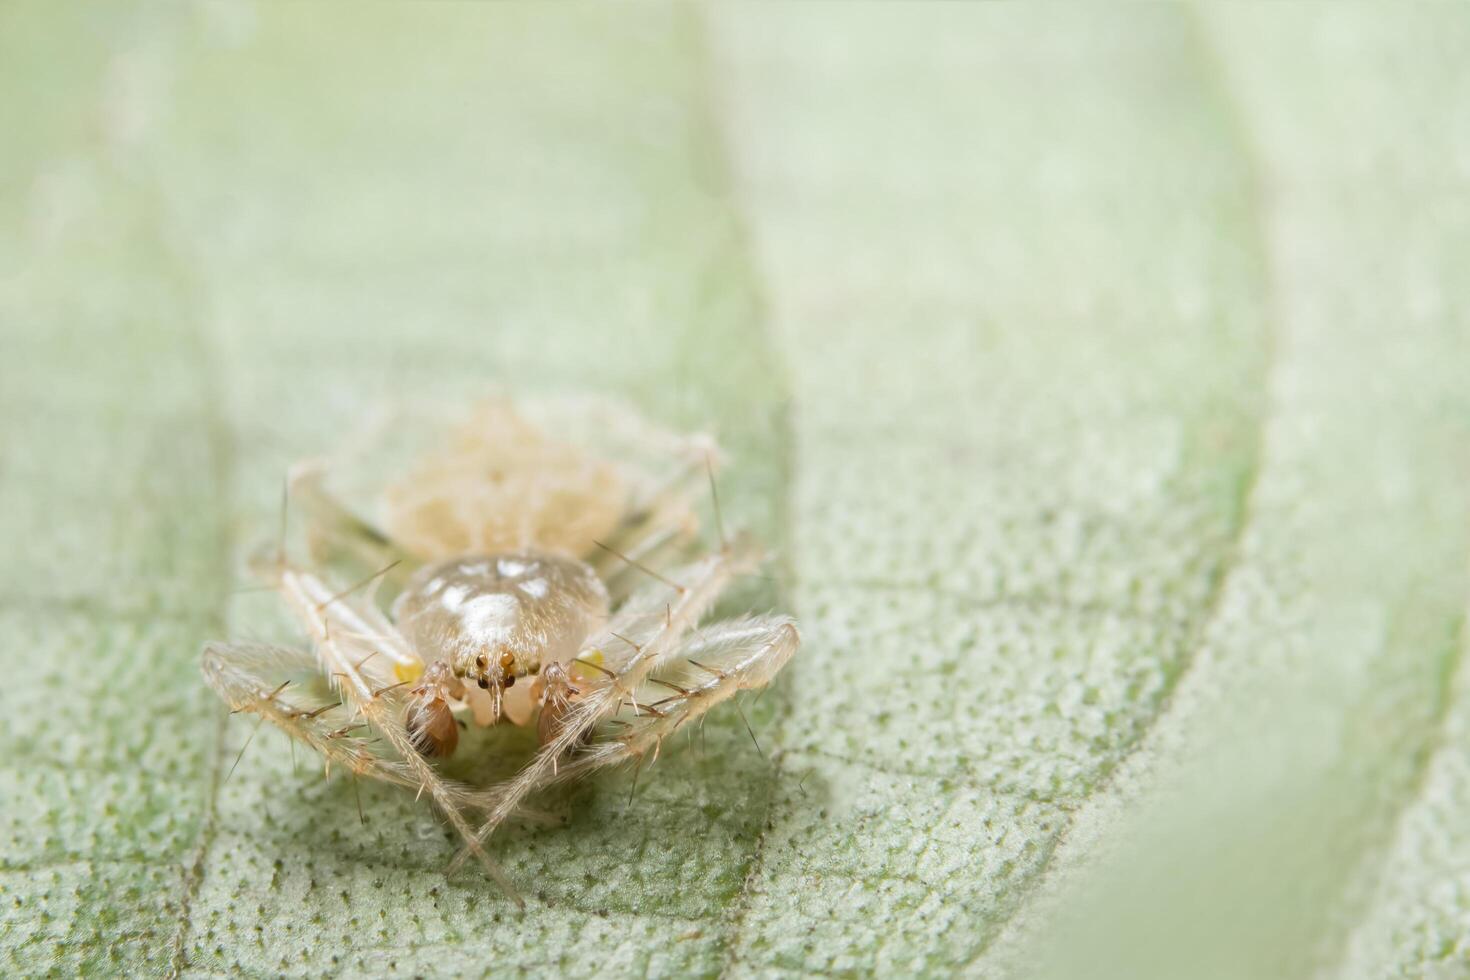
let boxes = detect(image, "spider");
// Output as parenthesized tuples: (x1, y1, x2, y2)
(201, 397, 800, 904)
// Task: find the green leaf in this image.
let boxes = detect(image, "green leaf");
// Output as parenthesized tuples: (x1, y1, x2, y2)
(3, 4, 1467, 977)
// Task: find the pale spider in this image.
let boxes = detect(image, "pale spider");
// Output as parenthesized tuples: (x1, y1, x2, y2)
(201, 397, 799, 903)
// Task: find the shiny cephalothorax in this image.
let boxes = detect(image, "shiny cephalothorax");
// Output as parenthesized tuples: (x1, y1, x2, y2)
(200, 398, 799, 904)
(396, 552, 609, 686)
(395, 551, 609, 748)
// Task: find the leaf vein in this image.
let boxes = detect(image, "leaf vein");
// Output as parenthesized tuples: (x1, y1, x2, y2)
(959, 9, 1281, 968)
(683, 7, 802, 974)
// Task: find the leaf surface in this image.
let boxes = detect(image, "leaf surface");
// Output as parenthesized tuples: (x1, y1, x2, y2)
(2, 4, 1467, 977)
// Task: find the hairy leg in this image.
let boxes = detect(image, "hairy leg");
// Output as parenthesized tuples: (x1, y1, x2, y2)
(591, 450, 710, 602)
(202, 641, 417, 787)
(541, 615, 800, 786)
(289, 462, 418, 590)
(267, 562, 523, 903)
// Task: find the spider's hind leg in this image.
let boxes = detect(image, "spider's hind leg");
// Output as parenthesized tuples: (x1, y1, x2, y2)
(590, 434, 722, 602)
(287, 461, 416, 589)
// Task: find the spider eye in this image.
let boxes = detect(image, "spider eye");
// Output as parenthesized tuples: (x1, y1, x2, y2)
(503, 674, 515, 688)
(477, 677, 489, 690)
(498, 651, 516, 672)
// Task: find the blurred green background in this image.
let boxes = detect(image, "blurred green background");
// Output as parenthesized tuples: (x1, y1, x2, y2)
(3, 3, 1469, 977)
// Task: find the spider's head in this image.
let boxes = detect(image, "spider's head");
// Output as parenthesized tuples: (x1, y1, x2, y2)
(394, 551, 609, 709)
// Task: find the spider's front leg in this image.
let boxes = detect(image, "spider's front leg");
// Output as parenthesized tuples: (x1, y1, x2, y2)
(202, 641, 416, 790)
(202, 641, 559, 824)
(542, 615, 801, 787)
(267, 562, 524, 904)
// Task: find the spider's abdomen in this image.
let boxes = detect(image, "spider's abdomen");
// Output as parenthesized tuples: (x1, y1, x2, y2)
(392, 551, 608, 682)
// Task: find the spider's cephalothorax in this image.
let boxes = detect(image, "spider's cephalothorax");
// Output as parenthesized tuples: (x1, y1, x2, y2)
(201, 397, 800, 904)
(394, 551, 609, 739)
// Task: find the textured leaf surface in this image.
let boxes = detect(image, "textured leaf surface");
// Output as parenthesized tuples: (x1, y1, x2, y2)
(3, 4, 1468, 977)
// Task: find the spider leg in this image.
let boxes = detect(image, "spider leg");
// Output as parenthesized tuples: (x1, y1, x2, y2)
(446, 536, 764, 874)
(202, 641, 558, 822)
(289, 461, 418, 589)
(201, 641, 438, 796)
(590, 440, 718, 602)
(268, 563, 524, 904)
(531, 616, 800, 789)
